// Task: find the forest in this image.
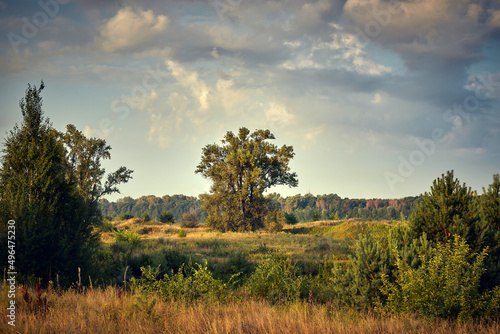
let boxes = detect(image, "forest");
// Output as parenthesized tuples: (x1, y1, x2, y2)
(99, 193, 422, 224)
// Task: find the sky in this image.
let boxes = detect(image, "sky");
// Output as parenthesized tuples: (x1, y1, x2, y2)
(0, 0, 499, 202)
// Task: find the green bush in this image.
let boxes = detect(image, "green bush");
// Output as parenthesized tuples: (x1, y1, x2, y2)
(98, 218, 117, 233)
(142, 212, 151, 222)
(178, 229, 187, 238)
(381, 235, 500, 320)
(213, 251, 255, 285)
(114, 230, 141, 249)
(121, 213, 134, 220)
(284, 212, 298, 225)
(246, 253, 306, 304)
(159, 211, 175, 224)
(130, 261, 234, 303)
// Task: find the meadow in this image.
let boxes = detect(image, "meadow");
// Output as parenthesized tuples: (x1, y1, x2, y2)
(2, 219, 500, 333)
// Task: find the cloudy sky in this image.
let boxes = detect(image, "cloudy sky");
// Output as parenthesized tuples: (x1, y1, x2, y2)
(0, 0, 499, 201)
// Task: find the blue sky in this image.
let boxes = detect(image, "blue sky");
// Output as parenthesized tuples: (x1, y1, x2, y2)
(0, 0, 499, 201)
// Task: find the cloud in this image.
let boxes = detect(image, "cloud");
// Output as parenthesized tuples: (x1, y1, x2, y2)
(343, 0, 500, 66)
(371, 93, 382, 104)
(265, 102, 295, 131)
(280, 28, 392, 75)
(166, 60, 210, 110)
(96, 6, 169, 53)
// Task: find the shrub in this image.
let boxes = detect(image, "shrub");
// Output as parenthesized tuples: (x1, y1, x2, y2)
(284, 212, 298, 225)
(381, 235, 500, 320)
(98, 218, 117, 233)
(121, 213, 134, 220)
(246, 253, 306, 304)
(311, 211, 321, 222)
(130, 261, 233, 303)
(142, 212, 151, 223)
(114, 230, 141, 249)
(213, 251, 255, 285)
(178, 229, 187, 238)
(181, 213, 198, 228)
(159, 211, 175, 224)
(264, 210, 285, 232)
(137, 227, 152, 235)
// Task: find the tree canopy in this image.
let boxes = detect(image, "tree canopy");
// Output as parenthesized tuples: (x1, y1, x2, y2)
(0, 82, 133, 284)
(195, 127, 298, 231)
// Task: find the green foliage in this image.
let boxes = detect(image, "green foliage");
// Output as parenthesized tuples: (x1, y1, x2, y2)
(311, 211, 320, 221)
(409, 171, 500, 289)
(212, 251, 254, 285)
(159, 210, 175, 224)
(141, 212, 151, 222)
(114, 230, 141, 249)
(0, 82, 131, 284)
(410, 171, 479, 248)
(264, 210, 285, 233)
(121, 213, 134, 220)
(196, 127, 298, 232)
(481, 174, 500, 230)
(98, 218, 117, 233)
(177, 229, 187, 238)
(284, 212, 298, 225)
(246, 253, 306, 304)
(381, 236, 500, 321)
(479, 174, 500, 288)
(130, 261, 233, 303)
(327, 234, 393, 308)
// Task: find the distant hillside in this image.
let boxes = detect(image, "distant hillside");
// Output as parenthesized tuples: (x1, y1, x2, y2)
(99, 193, 422, 223)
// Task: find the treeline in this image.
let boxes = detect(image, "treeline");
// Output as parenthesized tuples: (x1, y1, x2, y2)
(99, 193, 422, 223)
(99, 195, 207, 223)
(268, 193, 422, 221)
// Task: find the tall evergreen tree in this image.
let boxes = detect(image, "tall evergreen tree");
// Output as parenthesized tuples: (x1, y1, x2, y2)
(0, 82, 132, 284)
(478, 174, 500, 289)
(481, 174, 500, 230)
(196, 127, 297, 231)
(409, 171, 482, 249)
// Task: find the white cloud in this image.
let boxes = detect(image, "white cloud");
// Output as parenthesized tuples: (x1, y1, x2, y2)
(371, 93, 382, 104)
(166, 60, 210, 110)
(265, 102, 295, 131)
(280, 30, 392, 75)
(96, 6, 169, 53)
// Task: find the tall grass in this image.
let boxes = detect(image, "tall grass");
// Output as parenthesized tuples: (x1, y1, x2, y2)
(1, 284, 499, 333)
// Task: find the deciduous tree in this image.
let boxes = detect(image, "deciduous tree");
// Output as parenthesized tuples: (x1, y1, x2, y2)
(195, 127, 297, 231)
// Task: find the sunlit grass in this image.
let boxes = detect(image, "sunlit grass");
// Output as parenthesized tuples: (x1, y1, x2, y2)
(2, 284, 498, 334)
(102, 218, 401, 264)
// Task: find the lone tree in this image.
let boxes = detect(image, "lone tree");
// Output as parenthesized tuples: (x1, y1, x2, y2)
(0, 82, 133, 284)
(196, 127, 298, 231)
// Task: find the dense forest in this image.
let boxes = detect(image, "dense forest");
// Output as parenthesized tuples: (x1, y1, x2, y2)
(99, 193, 422, 223)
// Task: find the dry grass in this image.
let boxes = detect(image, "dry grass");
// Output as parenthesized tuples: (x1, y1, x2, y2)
(1, 285, 499, 334)
(103, 219, 357, 262)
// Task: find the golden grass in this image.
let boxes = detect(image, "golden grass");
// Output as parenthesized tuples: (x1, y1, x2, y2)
(1, 285, 499, 334)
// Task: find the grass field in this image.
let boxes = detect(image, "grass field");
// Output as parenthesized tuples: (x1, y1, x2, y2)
(102, 218, 394, 263)
(2, 284, 500, 334)
(3, 219, 499, 333)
